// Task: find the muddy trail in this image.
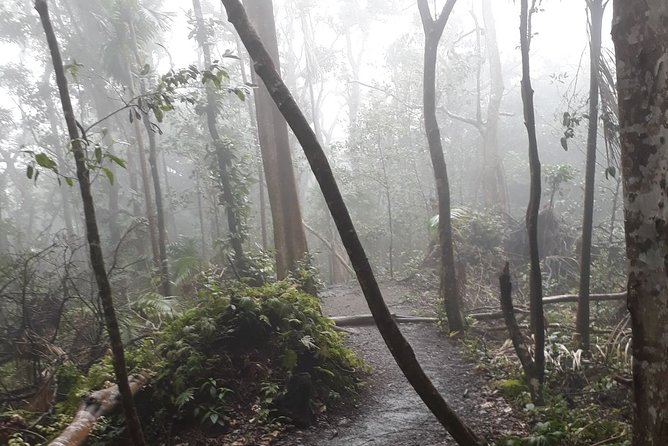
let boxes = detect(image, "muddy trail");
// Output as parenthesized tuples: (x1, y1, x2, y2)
(278, 282, 527, 446)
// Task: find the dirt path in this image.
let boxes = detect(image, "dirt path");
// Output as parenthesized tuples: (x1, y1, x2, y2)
(279, 283, 527, 445)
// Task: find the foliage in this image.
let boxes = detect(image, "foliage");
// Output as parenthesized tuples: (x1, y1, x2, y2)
(43, 276, 364, 443)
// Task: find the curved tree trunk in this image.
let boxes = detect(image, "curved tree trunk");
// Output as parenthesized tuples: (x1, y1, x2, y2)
(34, 2, 145, 444)
(219, 1, 484, 444)
(612, 1, 668, 443)
(519, 0, 544, 402)
(417, 0, 465, 333)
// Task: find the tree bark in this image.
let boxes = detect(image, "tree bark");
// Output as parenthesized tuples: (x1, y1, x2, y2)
(612, 1, 668, 443)
(34, 1, 145, 444)
(141, 105, 171, 296)
(219, 1, 484, 444)
(417, 0, 465, 333)
(576, 0, 605, 352)
(499, 263, 541, 403)
(48, 373, 148, 446)
(519, 0, 545, 391)
(480, 0, 507, 211)
(243, 0, 309, 279)
(193, 0, 247, 271)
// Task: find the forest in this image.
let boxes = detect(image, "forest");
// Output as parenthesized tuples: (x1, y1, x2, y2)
(0, 0, 666, 445)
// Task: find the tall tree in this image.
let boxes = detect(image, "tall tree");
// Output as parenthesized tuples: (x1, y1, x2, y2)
(519, 0, 544, 401)
(243, 0, 309, 279)
(417, 0, 465, 333)
(480, 0, 506, 210)
(192, 0, 247, 271)
(612, 1, 668, 443)
(34, 1, 145, 444)
(575, 0, 606, 352)
(219, 1, 484, 443)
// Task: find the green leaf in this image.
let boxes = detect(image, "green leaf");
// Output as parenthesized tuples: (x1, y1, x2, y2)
(233, 88, 245, 101)
(281, 349, 298, 371)
(101, 167, 114, 185)
(605, 166, 616, 179)
(153, 106, 164, 123)
(35, 153, 57, 169)
(94, 145, 102, 164)
(107, 154, 126, 168)
(26, 165, 34, 179)
(64, 176, 74, 187)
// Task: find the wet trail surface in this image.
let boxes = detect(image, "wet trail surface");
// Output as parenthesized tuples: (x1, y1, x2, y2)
(279, 283, 526, 445)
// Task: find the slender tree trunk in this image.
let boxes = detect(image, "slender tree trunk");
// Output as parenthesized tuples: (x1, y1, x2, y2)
(219, 2, 484, 444)
(576, 0, 604, 352)
(193, 0, 246, 271)
(481, 0, 507, 211)
(195, 170, 208, 260)
(141, 104, 171, 296)
(34, 2, 145, 444)
(519, 0, 545, 399)
(612, 1, 668, 443)
(417, 0, 465, 333)
(236, 36, 268, 250)
(243, 0, 309, 279)
(132, 114, 160, 268)
(120, 123, 148, 263)
(41, 76, 76, 239)
(377, 139, 394, 280)
(127, 20, 171, 295)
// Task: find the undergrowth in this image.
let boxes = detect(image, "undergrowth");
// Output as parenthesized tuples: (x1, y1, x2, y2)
(10, 276, 365, 445)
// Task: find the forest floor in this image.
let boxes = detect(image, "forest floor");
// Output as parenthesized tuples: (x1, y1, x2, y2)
(275, 282, 528, 445)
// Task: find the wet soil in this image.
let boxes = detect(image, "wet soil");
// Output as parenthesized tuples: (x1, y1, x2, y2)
(277, 282, 527, 445)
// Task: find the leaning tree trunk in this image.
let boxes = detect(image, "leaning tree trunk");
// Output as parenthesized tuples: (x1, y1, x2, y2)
(219, 1, 484, 444)
(417, 0, 465, 333)
(34, 1, 145, 445)
(575, 0, 604, 352)
(612, 1, 668, 443)
(519, 0, 544, 399)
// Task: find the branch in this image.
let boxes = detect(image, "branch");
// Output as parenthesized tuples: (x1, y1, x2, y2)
(303, 221, 354, 276)
(440, 107, 484, 131)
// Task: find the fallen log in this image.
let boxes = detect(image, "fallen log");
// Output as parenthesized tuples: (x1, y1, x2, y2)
(48, 373, 148, 446)
(331, 314, 437, 327)
(542, 291, 626, 304)
(331, 310, 532, 327)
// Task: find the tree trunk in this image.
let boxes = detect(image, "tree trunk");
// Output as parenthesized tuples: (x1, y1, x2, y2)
(417, 0, 465, 333)
(612, 1, 668, 443)
(193, 0, 247, 271)
(34, 2, 145, 444)
(219, 1, 484, 444)
(48, 373, 148, 446)
(141, 104, 171, 296)
(575, 0, 604, 352)
(481, 0, 507, 211)
(519, 0, 545, 394)
(243, 0, 309, 279)
(41, 73, 75, 239)
(129, 87, 160, 270)
(235, 36, 268, 251)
